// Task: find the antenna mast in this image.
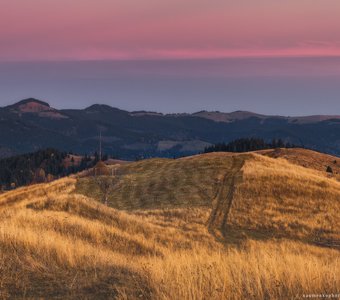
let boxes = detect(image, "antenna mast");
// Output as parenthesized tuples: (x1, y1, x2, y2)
(99, 129, 102, 161)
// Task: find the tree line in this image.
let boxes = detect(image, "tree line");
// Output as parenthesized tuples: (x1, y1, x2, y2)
(204, 138, 297, 153)
(0, 149, 99, 190)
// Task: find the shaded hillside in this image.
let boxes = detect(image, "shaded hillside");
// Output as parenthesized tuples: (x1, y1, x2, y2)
(76, 153, 247, 210)
(1, 98, 340, 159)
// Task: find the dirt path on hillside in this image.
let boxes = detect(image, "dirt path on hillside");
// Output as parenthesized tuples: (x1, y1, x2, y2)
(208, 156, 246, 238)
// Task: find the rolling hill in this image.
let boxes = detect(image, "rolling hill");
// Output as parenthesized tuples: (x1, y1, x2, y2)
(0, 148, 339, 299)
(260, 148, 340, 177)
(1, 98, 340, 159)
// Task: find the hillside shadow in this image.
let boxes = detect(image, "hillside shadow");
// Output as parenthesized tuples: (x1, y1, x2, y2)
(212, 224, 340, 251)
(3, 262, 153, 299)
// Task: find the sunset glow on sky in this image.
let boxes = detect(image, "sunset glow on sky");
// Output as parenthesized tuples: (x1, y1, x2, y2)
(1, 0, 340, 61)
(1, 0, 340, 115)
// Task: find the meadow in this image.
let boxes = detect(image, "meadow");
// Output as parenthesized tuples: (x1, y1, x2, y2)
(0, 149, 339, 299)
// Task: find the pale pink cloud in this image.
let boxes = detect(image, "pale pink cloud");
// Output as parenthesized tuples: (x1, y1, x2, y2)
(1, 0, 340, 61)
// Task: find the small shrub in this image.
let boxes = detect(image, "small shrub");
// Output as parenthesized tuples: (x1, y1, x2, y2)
(326, 166, 333, 173)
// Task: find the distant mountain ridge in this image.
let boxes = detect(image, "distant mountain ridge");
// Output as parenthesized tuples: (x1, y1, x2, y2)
(0, 98, 340, 159)
(191, 110, 340, 124)
(5, 98, 68, 119)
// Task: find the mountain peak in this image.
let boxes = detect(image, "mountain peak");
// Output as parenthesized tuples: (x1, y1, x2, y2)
(85, 104, 113, 111)
(14, 98, 50, 108)
(5, 98, 69, 119)
(8, 98, 51, 113)
(84, 104, 128, 115)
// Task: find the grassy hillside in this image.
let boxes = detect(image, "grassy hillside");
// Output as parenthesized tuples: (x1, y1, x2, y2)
(1, 150, 340, 299)
(229, 154, 340, 246)
(76, 150, 340, 244)
(259, 148, 340, 179)
(76, 153, 247, 210)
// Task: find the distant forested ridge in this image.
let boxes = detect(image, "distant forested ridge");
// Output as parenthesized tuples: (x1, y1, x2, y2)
(204, 138, 296, 153)
(1, 98, 340, 160)
(0, 149, 96, 190)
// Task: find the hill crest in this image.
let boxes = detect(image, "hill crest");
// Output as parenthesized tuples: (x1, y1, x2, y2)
(5, 98, 68, 119)
(3, 98, 340, 123)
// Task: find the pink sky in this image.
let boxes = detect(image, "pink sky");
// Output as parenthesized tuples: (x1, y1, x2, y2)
(1, 0, 340, 61)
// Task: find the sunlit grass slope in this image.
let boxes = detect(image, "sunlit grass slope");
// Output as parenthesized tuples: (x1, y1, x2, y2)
(0, 150, 340, 299)
(229, 154, 340, 247)
(259, 148, 340, 179)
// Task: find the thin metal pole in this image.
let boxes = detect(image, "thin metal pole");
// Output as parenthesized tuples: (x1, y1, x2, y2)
(99, 129, 102, 161)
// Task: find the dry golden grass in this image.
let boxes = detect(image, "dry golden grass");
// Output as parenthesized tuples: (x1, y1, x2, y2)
(259, 148, 340, 179)
(229, 154, 340, 247)
(0, 150, 340, 299)
(76, 153, 246, 210)
(146, 240, 340, 300)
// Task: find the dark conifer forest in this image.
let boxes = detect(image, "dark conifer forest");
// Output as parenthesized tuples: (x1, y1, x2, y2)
(204, 138, 296, 153)
(0, 149, 96, 189)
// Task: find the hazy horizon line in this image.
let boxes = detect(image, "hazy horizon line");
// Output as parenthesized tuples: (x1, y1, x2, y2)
(2, 54, 340, 64)
(3, 97, 340, 119)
